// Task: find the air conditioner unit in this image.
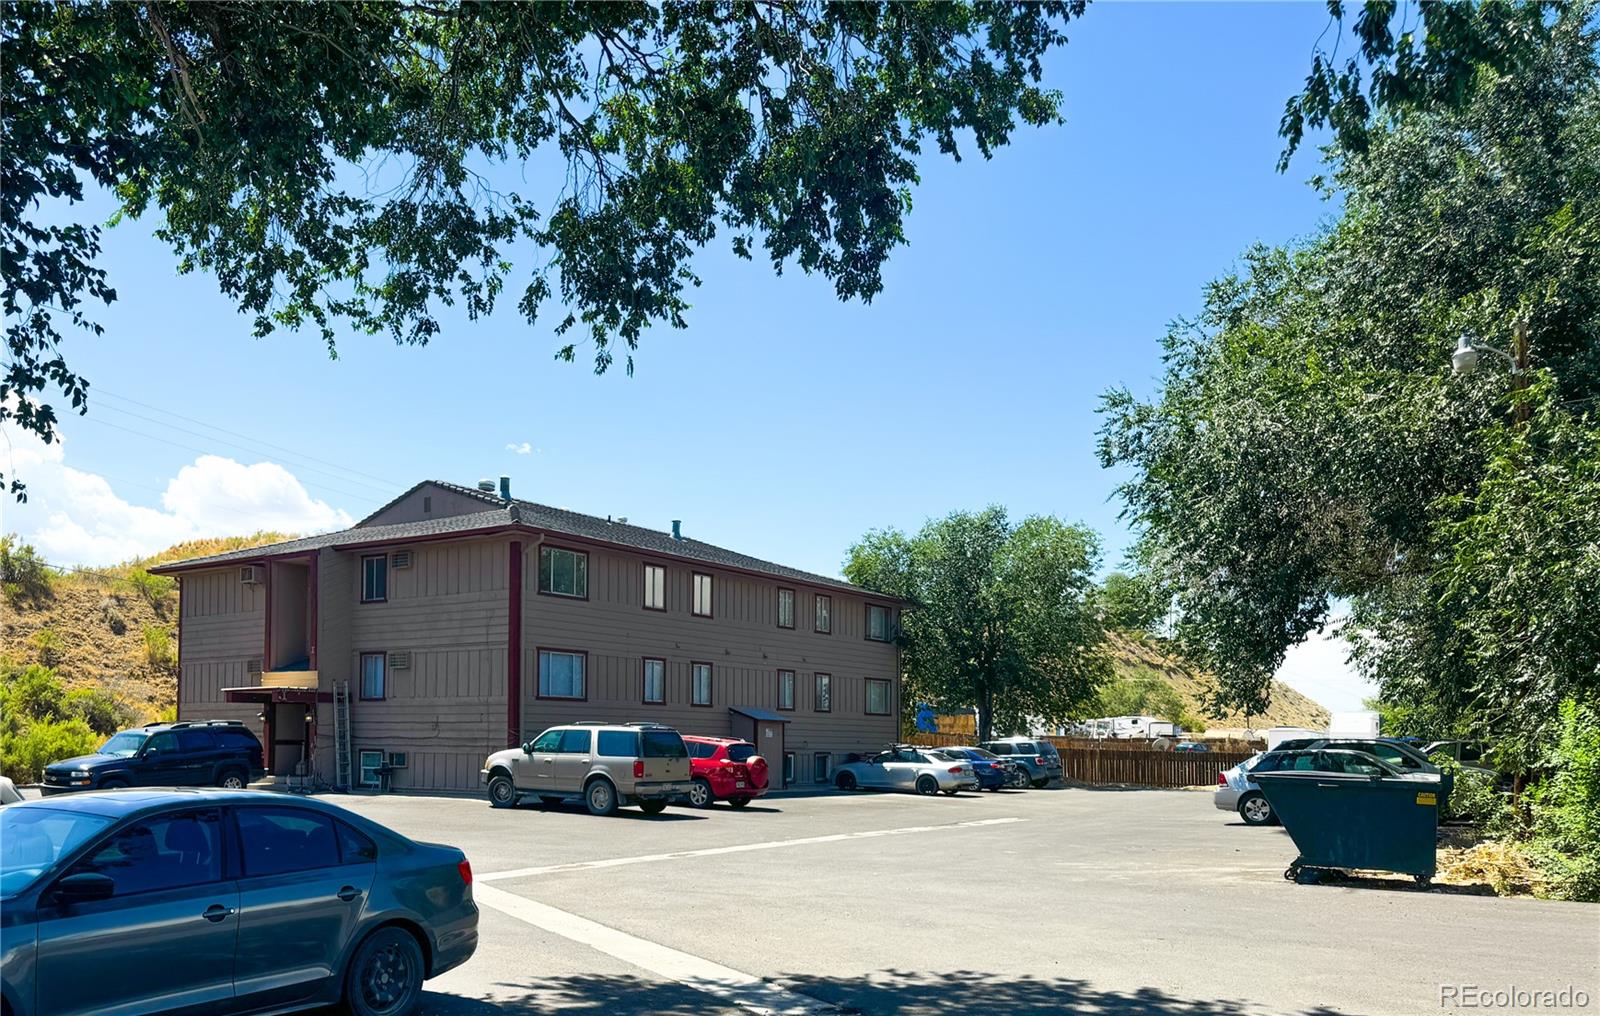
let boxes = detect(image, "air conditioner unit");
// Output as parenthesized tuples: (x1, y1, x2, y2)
(391, 550, 413, 569)
(387, 751, 408, 770)
(240, 565, 263, 584)
(389, 650, 413, 670)
(246, 658, 263, 676)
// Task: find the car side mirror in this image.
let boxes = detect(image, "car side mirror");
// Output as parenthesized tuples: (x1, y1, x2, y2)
(142, 747, 158, 757)
(521, 741, 533, 755)
(52, 871, 115, 904)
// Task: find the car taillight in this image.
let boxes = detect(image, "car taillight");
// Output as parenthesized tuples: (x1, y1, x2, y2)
(457, 859, 473, 886)
(948, 766, 964, 774)
(1034, 757, 1046, 766)
(633, 760, 645, 778)
(1217, 772, 1227, 787)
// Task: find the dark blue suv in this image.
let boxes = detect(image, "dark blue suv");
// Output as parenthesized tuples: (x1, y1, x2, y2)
(40, 721, 264, 794)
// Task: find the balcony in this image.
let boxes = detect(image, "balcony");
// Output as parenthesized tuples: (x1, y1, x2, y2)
(260, 670, 318, 690)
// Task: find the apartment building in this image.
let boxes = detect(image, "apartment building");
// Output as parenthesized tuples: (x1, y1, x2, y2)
(152, 479, 903, 793)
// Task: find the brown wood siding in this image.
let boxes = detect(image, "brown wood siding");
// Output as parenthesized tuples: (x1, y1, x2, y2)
(520, 543, 899, 782)
(344, 536, 510, 791)
(359, 482, 496, 527)
(177, 568, 265, 726)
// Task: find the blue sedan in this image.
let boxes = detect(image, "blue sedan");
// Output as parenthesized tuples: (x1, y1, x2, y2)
(926, 747, 1026, 791)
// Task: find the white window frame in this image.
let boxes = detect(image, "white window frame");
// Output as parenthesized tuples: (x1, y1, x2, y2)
(361, 555, 387, 603)
(539, 546, 588, 598)
(642, 658, 666, 704)
(643, 564, 666, 610)
(814, 673, 832, 712)
(867, 605, 892, 641)
(777, 669, 795, 710)
(777, 588, 795, 629)
(358, 749, 384, 788)
(691, 662, 713, 706)
(814, 594, 831, 634)
(538, 649, 586, 699)
(359, 652, 386, 700)
(692, 572, 713, 617)
(866, 678, 891, 716)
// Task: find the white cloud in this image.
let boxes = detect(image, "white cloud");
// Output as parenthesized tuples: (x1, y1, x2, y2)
(505, 441, 536, 455)
(2, 422, 352, 567)
(1274, 616, 1377, 714)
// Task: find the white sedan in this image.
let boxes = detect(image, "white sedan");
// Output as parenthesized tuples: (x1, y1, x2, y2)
(833, 747, 979, 795)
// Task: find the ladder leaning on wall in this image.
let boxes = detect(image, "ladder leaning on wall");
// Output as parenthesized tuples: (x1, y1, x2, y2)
(333, 681, 352, 790)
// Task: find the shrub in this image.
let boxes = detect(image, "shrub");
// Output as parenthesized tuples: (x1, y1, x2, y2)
(0, 534, 54, 606)
(142, 624, 176, 670)
(0, 662, 68, 729)
(0, 716, 99, 783)
(99, 594, 128, 635)
(65, 686, 136, 736)
(124, 568, 175, 612)
(1527, 700, 1600, 902)
(1431, 755, 1510, 830)
(29, 627, 63, 667)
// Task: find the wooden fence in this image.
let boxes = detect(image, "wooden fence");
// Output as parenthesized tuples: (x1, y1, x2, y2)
(906, 731, 1253, 788)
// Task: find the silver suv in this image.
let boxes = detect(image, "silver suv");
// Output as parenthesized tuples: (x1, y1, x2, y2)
(481, 722, 692, 816)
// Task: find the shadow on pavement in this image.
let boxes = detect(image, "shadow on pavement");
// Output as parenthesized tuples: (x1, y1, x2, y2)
(403, 969, 1353, 1015)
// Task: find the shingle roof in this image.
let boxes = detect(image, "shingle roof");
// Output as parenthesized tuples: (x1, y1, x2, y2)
(154, 480, 887, 598)
(147, 510, 517, 574)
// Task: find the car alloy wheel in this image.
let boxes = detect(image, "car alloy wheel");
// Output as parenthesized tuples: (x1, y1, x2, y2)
(218, 771, 245, 789)
(586, 779, 618, 816)
(916, 775, 938, 795)
(687, 778, 714, 808)
(488, 774, 517, 808)
(835, 771, 857, 791)
(1239, 792, 1273, 826)
(347, 927, 423, 1016)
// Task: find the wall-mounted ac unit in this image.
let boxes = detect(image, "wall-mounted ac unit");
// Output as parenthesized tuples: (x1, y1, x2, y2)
(246, 658, 263, 676)
(240, 565, 264, 584)
(388, 751, 408, 769)
(391, 550, 413, 569)
(389, 650, 413, 670)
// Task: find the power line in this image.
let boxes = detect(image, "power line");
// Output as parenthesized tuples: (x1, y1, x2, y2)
(95, 388, 405, 489)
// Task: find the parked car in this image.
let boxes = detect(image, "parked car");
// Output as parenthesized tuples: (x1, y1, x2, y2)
(1216, 747, 1424, 825)
(481, 722, 692, 816)
(39, 720, 265, 794)
(833, 746, 979, 795)
(979, 738, 1064, 787)
(1174, 741, 1210, 753)
(682, 735, 769, 808)
(0, 788, 476, 1016)
(0, 777, 20, 806)
(1273, 737, 1441, 774)
(925, 747, 1023, 791)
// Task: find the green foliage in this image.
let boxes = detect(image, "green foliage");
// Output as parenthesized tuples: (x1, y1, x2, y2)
(845, 507, 1108, 742)
(1, 534, 54, 605)
(142, 624, 175, 670)
(28, 626, 62, 667)
(0, 660, 129, 782)
(123, 568, 174, 612)
(1095, 571, 1166, 636)
(1, 2, 1083, 500)
(1091, 670, 1203, 732)
(1527, 700, 1600, 902)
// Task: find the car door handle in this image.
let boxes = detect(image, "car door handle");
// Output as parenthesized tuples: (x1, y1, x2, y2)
(202, 904, 235, 923)
(336, 885, 363, 902)
(542, 758, 554, 764)
(578, 758, 589, 763)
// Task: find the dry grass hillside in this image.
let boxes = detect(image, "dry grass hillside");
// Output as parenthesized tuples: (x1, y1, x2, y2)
(1101, 630, 1330, 733)
(1, 533, 293, 721)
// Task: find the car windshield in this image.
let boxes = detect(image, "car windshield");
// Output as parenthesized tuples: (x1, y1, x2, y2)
(98, 731, 146, 757)
(726, 744, 757, 763)
(963, 747, 999, 760)
(642, 730, 687, 758)
(0, 807, 115, 898)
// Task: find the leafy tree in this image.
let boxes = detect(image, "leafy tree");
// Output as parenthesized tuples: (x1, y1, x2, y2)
(1, 1, 1083, 498)
(64, 685, 135, 736)
(845, 507, 1107, 742)
(1, 716, 98, 784)
(1095, 571, 1166, 636)
(0, 534, 54, 605)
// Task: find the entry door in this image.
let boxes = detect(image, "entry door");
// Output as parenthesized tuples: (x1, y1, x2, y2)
(35, 809, 237, 1016)
(756, 722, 784, 789)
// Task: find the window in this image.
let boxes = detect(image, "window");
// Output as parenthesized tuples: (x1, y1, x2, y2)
(814, 673, 832, 712)
(1, 809, 114, 896)
(688, 741, 717, 760)
(361, 555, 388, 603)
(359, 652, 386, 700)
(812, 752, 831, 783)
(556, 729, 592, 754)
(235, 807, 340, 877)
(727, 743, 757, 763)
(814, 594, 832, 634)
(336, 822, 378, 863)
(530, 730, 562, 752)
(176, 729, 216, 752)
(539, 546, 588, 598)
(358, 749, 384, 787)
(691, 662, 712, 707)
(538, 649, 586, 699)
(783, 752, 796, 786)
(642, 658, 666, 704)
(777, 670, 795, 711)
(597, 731, 636, 757)
(866, 678, 891, 716)
(643, 730, 688, 758)
(867, 604, 892, 641)
(145, 731, 178, 755)
(643, 564, 666, 610)
(216, 730, 260, 751)
(68, 810, 222, 896)
(777, 588, 795, 629)
(692, 572, 713, 617)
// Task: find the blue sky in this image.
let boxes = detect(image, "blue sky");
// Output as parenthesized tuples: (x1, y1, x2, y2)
(1, 3, 1373, 711)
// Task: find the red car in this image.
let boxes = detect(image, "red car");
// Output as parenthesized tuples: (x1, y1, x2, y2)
(682, 735, 770, 808)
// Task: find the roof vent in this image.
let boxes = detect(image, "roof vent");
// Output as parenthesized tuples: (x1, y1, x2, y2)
(499, 475, 511, 500)
(477, 478, 496, 492)
(617, 517, 627, 524)
(671, 520, 682, 541)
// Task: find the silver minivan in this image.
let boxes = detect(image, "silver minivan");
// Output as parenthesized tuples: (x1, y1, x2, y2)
(481, 722, 692, 815)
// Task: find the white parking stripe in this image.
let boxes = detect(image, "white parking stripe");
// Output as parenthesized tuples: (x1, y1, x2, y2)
(477, 816, 1024, 883)
(473, 883, 840, 1015)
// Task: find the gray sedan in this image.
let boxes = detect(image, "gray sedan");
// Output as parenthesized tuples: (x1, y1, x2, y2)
(833, 747, 979, 795)
(0, 789, 477, 1016)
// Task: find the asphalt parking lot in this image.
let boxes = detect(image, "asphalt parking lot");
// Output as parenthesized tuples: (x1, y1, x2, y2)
(324, 786, 1599, 1016)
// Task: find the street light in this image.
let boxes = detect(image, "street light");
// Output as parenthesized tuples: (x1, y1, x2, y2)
(1450, 331, 1521, 377)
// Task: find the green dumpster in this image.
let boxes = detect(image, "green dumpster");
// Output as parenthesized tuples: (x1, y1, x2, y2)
(1254, 765, 1443, 886)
